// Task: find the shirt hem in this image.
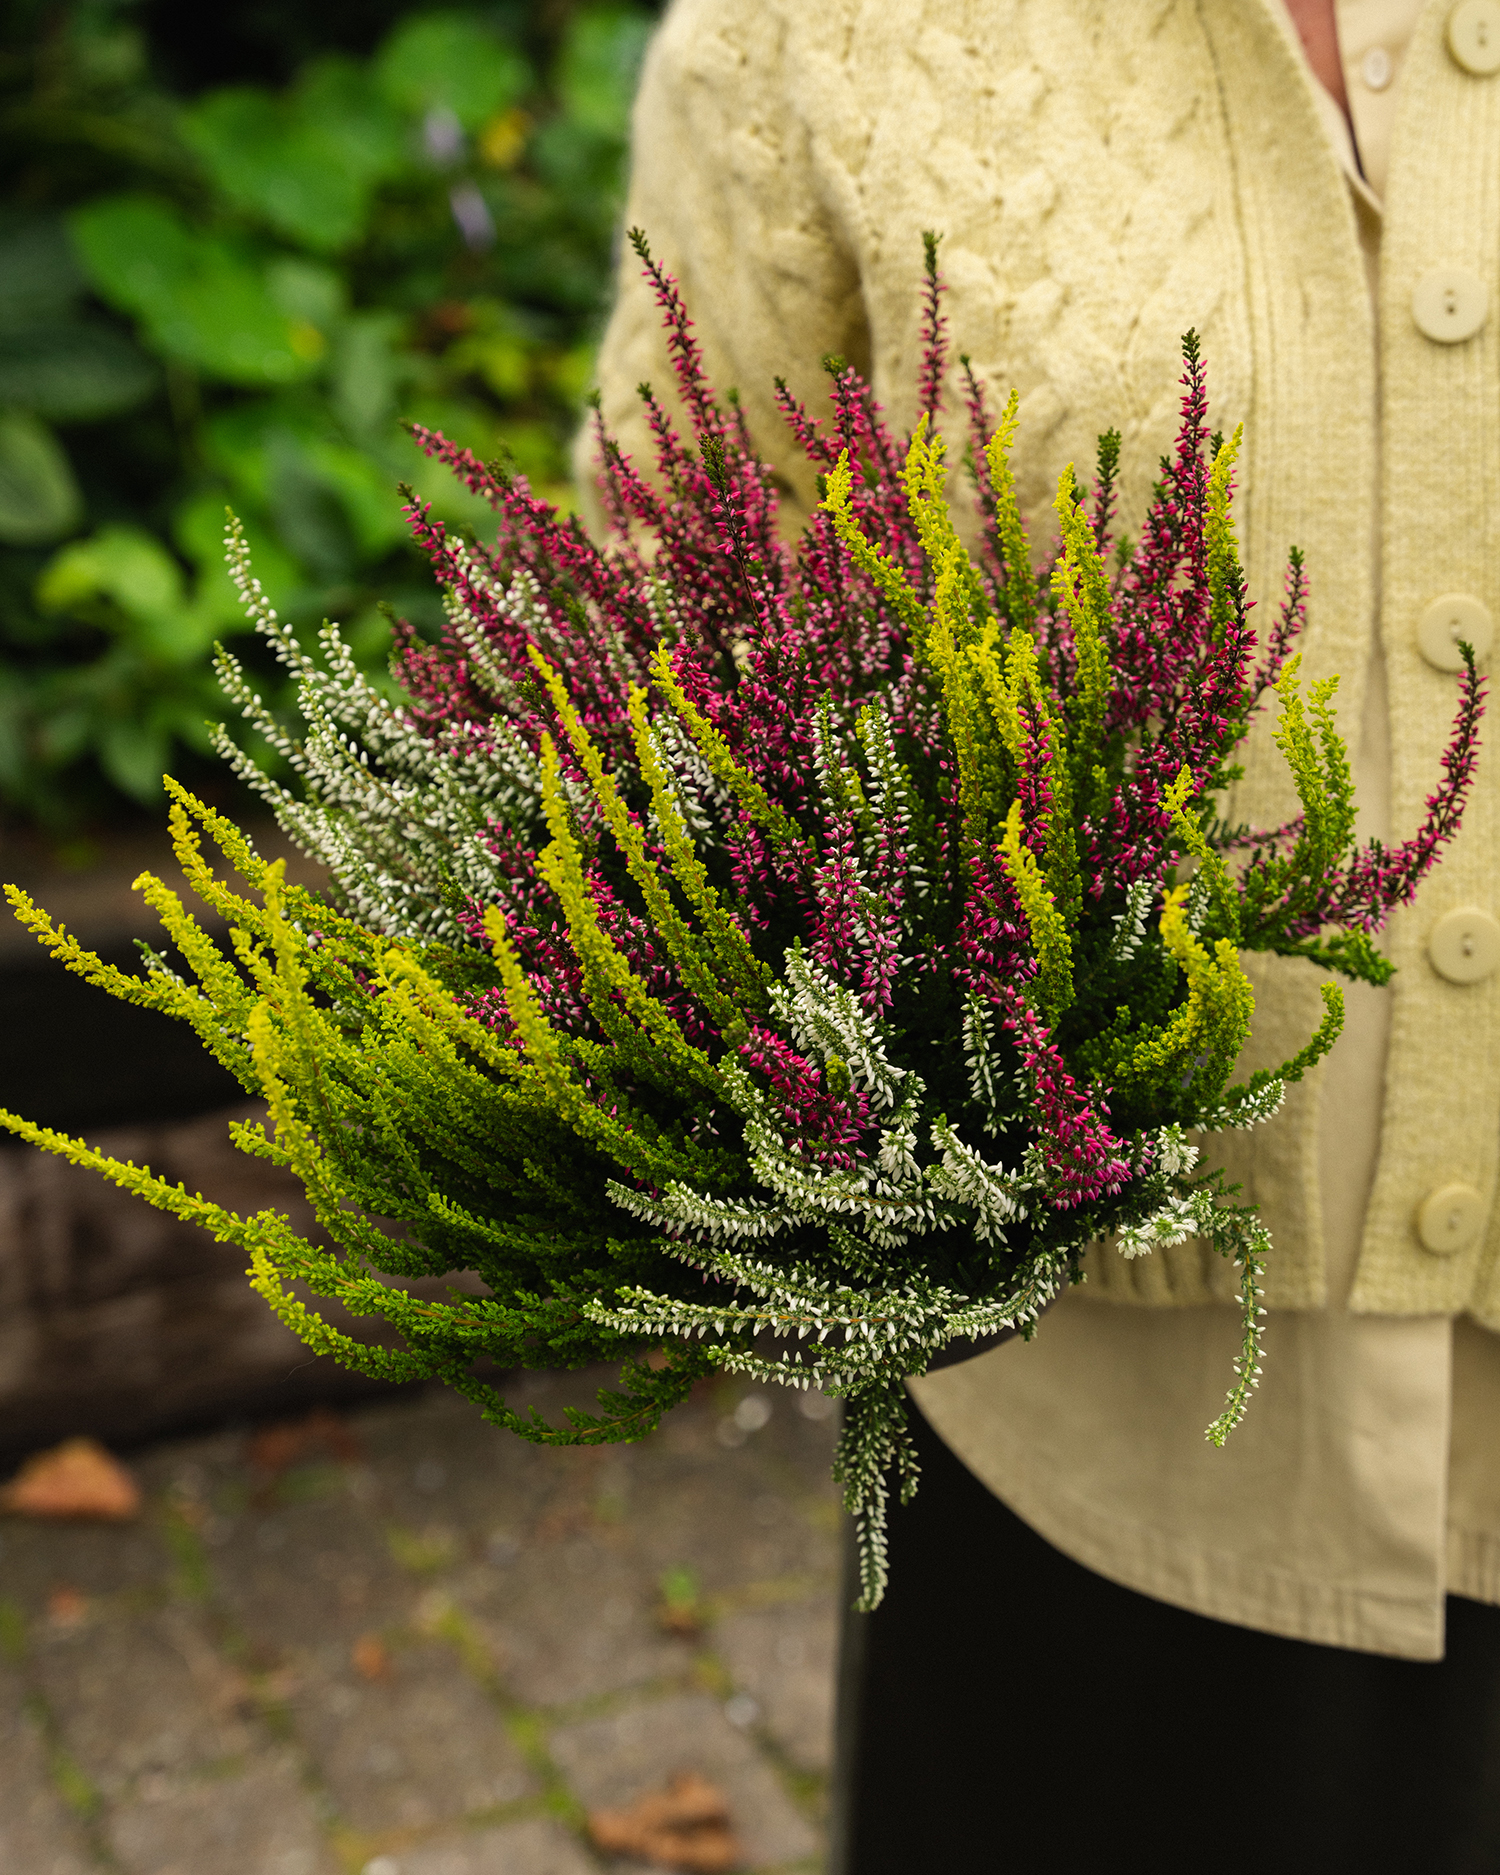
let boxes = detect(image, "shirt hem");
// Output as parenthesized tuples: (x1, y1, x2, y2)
(1448, 1526, 1500, 1608)
(955, 1434, 1446, 1662)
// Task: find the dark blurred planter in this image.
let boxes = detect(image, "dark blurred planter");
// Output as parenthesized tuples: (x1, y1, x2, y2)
(0, 829, 418, 1463)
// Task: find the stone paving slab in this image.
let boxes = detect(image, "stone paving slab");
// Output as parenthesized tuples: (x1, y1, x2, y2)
(290, 1639, 536, 1832)
(364, 1816, 599, 1875)
(30, 1604, 256, 1799)
(450, 1530, 697, 1711)
(0, 1367, 840, 1872)
(106, 1752, 341, 1875)
(550, 1693, 819, 1871)
(713, 1604, 837, 1776)
(0, 1664, 96, 1875)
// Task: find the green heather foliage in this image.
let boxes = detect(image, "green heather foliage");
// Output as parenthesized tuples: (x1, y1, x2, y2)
(0, 0, 654, 833)
(0, 254, 1484, 1603)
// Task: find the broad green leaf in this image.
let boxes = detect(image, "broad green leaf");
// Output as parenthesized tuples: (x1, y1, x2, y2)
(197, 408, 405, 572)
(38, 523, 184, 618)
(69, 196, 317, 387)
(266, 257, 345, 333)
(0, 321, 157, 421)
(0, 216, 86, 331)
(443, 300, 533, 399)
(201, 403, 283, 506)
(264, 429, 360, 581)
(172, 490, 300, 625)
(557, 5, 654, 141)
(0, 412, 82, 545)
(36, 523, 220, 663)
(300, 437, 407, 557)
(295, 57, 408, 178)
(332, 311, 404, 440)
(100, 717, 172, 803)
(180, 66, 404, 253)
(374, 14, 531, 132)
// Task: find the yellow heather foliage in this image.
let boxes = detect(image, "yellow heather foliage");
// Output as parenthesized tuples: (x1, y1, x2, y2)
(926, 550, 1008, 845)
(1205, 424, 1245, 637)
(1125, 883, 1255, 1093)
(1049, 472, 1114, 775)
(998, 801, 1074, 1019)
(627, 686, 771, 1012)
(532, 740, 725, 1092)
(528, 650, 749, 1041)
(819, 450, 930, 653)
(647, 642, 806, 858)
(981, 390, 1038, 633)
(481, 901, 698, 1186)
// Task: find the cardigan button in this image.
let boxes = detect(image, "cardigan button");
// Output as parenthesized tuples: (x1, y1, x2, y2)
(1417, 593, 1494, 670)
(1360, 46, 1394, 90)
(1412, 267, 1488, 343)
(1448, 0, 1500, 74)
(1428, 908, 1500, 984)
(1417, 1183, 1485, 1256)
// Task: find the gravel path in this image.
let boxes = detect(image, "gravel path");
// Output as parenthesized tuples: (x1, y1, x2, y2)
(0, 1369, 842, 1874)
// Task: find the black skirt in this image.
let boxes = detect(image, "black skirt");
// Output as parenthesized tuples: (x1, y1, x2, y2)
(832, 1398, 1500, 1874)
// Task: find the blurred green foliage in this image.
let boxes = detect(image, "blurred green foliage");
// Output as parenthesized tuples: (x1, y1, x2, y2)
(0, 0, 656, 837)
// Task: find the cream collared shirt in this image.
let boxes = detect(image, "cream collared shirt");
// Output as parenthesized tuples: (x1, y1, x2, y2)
(913, 0, 1500, 1662)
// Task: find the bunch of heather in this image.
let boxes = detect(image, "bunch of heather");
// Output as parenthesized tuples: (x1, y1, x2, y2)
(2, 235, 1484, 1608)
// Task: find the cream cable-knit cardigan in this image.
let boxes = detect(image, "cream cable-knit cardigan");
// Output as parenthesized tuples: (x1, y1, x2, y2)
(586, 0, 1500, 1323)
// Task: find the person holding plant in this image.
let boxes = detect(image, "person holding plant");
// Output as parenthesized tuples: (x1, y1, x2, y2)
(584, 0, 1500, 1865)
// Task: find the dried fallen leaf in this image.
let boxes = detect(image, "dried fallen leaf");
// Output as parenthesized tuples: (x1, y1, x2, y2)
(0, 1438, 140, 1521)
(46, 1585, 89, 1629)
(247, 1406, 361, 1479)
(351, 1633, 392, 1681)
(588, 1771, 741, 1872)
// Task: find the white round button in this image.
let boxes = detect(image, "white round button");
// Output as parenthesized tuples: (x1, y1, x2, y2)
(1412, 268, 1489, 343)
(1417, 1182, 1486, 1255)
(1417, 592, 1495, 670)
(1361, 46, 1394, 90)
(1449, 0, 1500, 73)
(1428, 908, 1500, 983)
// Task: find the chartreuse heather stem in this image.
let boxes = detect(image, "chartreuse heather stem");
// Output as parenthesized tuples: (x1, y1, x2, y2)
(1148, 884, 1256, 1096)
(532, 738, 725, 1098)
(627, 685, 773, 1011)
(998, 801, 1074, 1020)
(981, 389, 1040, 634)
(528, 646, 752, 1043)
(820, 451, 930, 653)
(1268, 655, 1357, 898)
(646, 642, 808, 857)
(926, 547, 1009, 846)
(1206, 424, 1246, 637)
(904, 415, 991, 627)
(1161, 765, 1241, 940)
(481, 901, 712, 1188)
(1050, 471, 1116, 804)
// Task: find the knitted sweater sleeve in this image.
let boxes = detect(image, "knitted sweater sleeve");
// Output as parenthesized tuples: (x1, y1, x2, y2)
(574, 0, 866, 523)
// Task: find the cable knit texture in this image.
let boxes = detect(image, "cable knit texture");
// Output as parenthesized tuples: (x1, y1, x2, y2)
(586, 0, 1499, 1318)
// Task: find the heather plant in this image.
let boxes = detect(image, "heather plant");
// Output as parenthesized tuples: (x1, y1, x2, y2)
(1, 237, 1484, 1606)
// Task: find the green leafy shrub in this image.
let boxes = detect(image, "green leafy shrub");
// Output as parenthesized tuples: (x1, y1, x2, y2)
(0, 0, 656, 835)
